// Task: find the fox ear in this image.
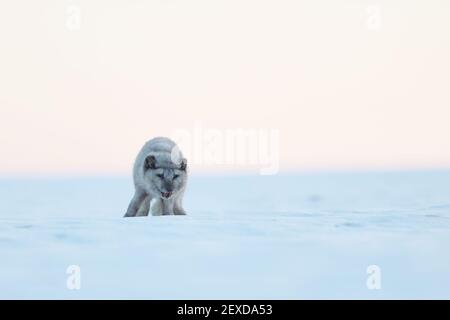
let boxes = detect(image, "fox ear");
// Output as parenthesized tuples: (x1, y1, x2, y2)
(144, 155, 156, 170)
(180, 158, 187, 171)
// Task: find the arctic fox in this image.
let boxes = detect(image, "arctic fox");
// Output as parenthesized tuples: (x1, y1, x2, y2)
(124, 137, 188, 217)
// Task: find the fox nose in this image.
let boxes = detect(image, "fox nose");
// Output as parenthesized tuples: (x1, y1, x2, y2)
(164, 182, 174, 192)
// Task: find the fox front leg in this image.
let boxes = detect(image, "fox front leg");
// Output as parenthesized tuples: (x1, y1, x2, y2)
(173, 193, 186, 215)
(124, 189, 147, 217)
(161, 199, 175, 215)
(174, 203, 186, 215)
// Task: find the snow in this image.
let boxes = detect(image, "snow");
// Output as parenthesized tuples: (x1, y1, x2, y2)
(1, 171, 450, 299)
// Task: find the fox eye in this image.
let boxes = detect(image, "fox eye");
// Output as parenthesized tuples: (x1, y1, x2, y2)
(173, 175, 179, 179)
(157, 174, 164, 179)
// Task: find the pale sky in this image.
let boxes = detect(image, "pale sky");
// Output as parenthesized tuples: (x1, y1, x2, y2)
(1, 0, 450, 176)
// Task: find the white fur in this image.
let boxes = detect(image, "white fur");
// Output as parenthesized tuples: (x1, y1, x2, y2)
(124, 137, 187, 217)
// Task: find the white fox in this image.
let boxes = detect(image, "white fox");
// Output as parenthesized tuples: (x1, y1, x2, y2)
(124, 137, 188, 217)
